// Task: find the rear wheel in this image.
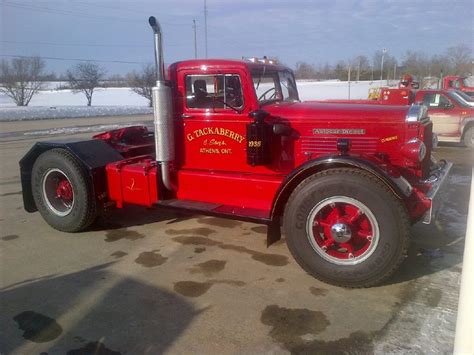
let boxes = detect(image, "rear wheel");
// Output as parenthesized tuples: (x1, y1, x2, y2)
(32, 149, 97, 232)
(283, 168, 410, 287)
(462, 126, 474, 148)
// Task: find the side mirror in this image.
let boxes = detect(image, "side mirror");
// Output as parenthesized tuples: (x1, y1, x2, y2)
(442, 102, 454, 109)
(249, 109, 270, 123)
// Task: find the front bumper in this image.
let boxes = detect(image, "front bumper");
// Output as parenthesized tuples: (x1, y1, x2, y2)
(422, 159, 453, 224)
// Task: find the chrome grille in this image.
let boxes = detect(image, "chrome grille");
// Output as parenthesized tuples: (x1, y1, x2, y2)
(301, 136, 379, 154)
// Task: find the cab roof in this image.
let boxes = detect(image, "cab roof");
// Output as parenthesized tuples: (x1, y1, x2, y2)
(169, 59, 291, 73)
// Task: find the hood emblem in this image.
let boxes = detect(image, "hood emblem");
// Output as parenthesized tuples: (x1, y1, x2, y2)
(313, 128, 366, 135)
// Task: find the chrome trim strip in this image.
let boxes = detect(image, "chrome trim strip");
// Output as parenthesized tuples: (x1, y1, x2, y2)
(422, 161, 453, 224)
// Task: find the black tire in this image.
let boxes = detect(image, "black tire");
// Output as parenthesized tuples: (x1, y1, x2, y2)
(462, 126, 474, 148)
(31, 148, 97, 232)
(283, 168, 410, 288)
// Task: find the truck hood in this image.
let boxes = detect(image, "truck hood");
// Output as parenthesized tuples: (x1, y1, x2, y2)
(263, 101, 409, 124)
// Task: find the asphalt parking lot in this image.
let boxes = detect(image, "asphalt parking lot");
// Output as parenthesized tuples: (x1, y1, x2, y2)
(0, 116, 472, 354)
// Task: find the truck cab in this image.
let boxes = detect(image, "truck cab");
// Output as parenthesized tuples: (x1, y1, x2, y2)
(442, 76, 474, 97)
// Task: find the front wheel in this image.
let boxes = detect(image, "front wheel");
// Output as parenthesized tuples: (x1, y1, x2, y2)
(31, 149, 97, 232)
(462, 126, 474, 148)
(283, 168, 410, 288)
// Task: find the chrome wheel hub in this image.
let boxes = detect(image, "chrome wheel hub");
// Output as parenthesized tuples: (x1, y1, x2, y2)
(330, 223, 352, 243)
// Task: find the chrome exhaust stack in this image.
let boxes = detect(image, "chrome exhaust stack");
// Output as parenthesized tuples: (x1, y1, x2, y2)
(148, 16, 175, 191)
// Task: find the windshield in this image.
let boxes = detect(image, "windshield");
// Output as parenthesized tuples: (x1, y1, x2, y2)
(462, 78, 472, 88)
(447, 91, 474, 107)
(252, 69, 299, 105)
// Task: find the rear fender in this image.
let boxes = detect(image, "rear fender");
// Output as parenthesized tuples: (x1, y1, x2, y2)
(19, 139, 123, 212)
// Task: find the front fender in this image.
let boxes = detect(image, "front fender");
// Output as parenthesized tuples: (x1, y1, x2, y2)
(270, 154, 412, 222)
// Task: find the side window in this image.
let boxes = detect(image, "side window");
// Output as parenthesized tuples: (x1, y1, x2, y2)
(423, 93, 435, 106)
(185, 74, 243, 110)
(439, 94, 452, 108)
(423, 93, 452, 108)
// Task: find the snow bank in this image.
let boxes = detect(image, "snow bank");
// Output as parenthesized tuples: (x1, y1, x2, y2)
(0, 87, 149, 108)
(0, 106, 152, 121)
(297, 80, 389, 101)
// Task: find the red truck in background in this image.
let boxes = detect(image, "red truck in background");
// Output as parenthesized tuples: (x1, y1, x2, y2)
(19, 16, 452, 288)
(442, 76, 474, 97)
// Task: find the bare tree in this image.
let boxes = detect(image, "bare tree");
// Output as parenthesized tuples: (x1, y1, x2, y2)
(294, 62, 318, 80)
(446, 44, 473, 76)
(67, 62, 106, 106)
(126, 64, 156, 107)
(0, 56, 45, 106)
(351, 55, 371, 81)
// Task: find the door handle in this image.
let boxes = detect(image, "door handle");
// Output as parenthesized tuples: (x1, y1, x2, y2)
(181, 114, 194, 118)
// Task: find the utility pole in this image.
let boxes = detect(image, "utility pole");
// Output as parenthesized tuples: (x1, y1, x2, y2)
(356, 58, 360, 82)
(380, 48, 387, 82)
(393, 63, 397, 84)
(348, 64, 352, 99)
(204, 0, 208, 58)
(193, 19, 197, 59)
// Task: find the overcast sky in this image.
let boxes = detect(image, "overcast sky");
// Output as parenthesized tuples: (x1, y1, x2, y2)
(1, 0, 473, 75)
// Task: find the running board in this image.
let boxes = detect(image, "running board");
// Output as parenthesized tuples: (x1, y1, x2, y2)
(155, 199, 271, 224)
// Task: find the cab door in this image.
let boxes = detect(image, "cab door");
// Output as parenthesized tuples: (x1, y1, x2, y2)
(421, 92, 461, 138)
(177, 70, 252, 173)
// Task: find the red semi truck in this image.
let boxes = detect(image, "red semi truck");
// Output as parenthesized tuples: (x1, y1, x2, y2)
(19, 17, 452, 288)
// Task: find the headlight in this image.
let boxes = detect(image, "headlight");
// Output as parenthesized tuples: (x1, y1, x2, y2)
(401, 138, 426, 162)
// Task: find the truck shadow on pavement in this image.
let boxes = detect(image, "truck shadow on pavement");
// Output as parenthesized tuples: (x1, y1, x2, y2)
(0, 262, 199, 354)
(90, 205, 195, 232)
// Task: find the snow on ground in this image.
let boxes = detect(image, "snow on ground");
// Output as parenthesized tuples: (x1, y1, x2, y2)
(0, 106, 152, 121)
(0, 80, 391, 121)
(296, 79, 389, 101)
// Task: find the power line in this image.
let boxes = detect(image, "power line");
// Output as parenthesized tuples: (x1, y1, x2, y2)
(1, 54, 146, 65)
(69, 1, 190, 27)
(3, 1, 189, 27)
(0, 40, 149, 48)
(2, 1, 140, 24)
(0, 39, 186, 49)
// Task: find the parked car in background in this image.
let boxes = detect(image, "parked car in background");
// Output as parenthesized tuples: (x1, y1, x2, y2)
(415, 89, 474, 147)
